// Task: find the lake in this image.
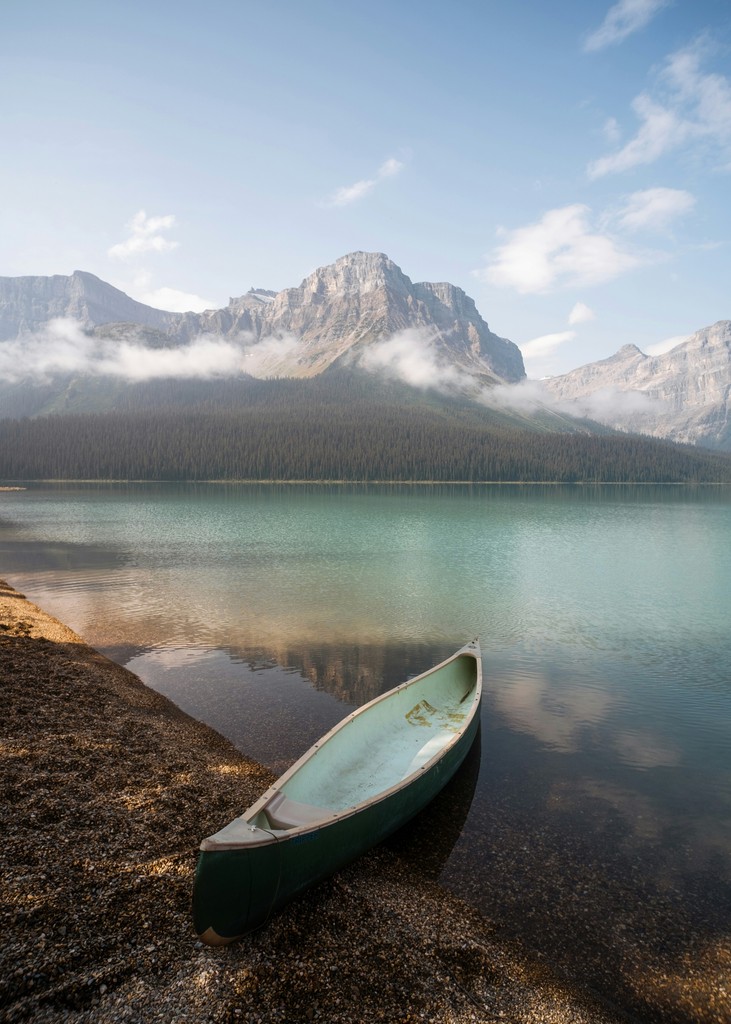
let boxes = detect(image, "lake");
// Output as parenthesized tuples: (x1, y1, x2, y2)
(1, 482, 730, 1023)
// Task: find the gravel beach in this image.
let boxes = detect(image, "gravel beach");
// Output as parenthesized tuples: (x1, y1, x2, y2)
(0, 578, 644, 1023)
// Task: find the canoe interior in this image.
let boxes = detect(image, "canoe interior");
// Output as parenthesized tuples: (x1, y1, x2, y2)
(194, 643, 481, 941)
(253, 651, 479, 827)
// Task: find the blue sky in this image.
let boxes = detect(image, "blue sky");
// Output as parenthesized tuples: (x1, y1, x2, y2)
(3, 0, 730, 376)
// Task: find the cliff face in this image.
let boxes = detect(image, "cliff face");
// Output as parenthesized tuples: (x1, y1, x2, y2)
(0, 271, 177, 339)
(543, 322, 731, 450)
(0, 253, 525, 385)
(176, 252, 525, 383)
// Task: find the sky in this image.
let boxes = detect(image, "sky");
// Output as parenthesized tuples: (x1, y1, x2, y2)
(3, 0, 731, 378)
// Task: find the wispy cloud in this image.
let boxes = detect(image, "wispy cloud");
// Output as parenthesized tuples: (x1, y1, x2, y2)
(479, 185, 698, 297)
(357, 327, 472, 389)
(584, 0, 669, 53)
(0, 319, 305, 384)
(517, 330, 578, 378)
(645, 333, 691, 356)
(522, 331, 576, 362)
(326, 157, 404, 207)
(479, 204, 639, 294)
(484, 379, 664, 422)
(568, 301, 596, 325)
(511, 308, 597, 379)
(0, 320, 243, 383)
(135, 285, 214, 313)
(588, 38, 731, 177)
(548, 385, 664, 422)
(108, 210, 179, 260)
(483, 379, 553, 413)
(603, 116, 622, 145)
(615, 187, 696, 231)
(122, 271, 215, 313)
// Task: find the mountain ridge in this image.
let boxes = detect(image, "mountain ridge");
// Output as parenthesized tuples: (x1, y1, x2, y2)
(543, 320, 731, 451)
(2, 253, 730, 451)
(0, 252, 525, 385)
(0, 270, 178, 339)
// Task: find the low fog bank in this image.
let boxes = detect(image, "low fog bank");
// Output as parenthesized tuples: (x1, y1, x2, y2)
(0, 319, 664, 429)
(354, 327, 664, 426)
(0, 319, 302, 383)
(486, 380, 665, 424)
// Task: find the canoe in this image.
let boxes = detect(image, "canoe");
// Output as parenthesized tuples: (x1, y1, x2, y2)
(193, 639, 482, 945)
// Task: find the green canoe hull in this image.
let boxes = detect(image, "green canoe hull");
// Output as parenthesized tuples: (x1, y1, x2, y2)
(193, 705, 480, 942)
(193, 642, 482, 943)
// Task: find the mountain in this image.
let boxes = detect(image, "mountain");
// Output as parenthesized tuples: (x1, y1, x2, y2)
(0, 253, 525, 401)
(181, 251, 525, 383)
(4, 256, 729, 455)
(0, 270, 178, 339)
(542, 321, 731, 451)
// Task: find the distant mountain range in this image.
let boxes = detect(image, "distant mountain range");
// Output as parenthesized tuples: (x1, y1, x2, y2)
(543, 322, 731, 451)
(0, 251, 524, 384)
(0, 251, 729, 451)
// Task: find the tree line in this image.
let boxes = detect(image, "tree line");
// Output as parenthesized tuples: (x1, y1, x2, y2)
(1, 403, 730, 483)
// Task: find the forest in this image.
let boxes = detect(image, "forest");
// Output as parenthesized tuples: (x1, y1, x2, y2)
(1, 391, 730, 483)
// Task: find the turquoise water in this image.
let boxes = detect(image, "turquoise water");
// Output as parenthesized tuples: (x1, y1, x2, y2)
(2, 482, 730, 1017)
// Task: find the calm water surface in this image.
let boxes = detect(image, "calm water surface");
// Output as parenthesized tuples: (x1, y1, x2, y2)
(2, 483, 730, 1021)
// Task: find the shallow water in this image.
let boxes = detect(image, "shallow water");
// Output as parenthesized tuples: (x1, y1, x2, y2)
(2, 482, 730, 1019)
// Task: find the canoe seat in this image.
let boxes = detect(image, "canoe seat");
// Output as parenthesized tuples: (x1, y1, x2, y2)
(263, 792, 329, 830)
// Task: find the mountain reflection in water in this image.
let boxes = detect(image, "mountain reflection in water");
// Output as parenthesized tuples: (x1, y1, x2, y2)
(3, 482, 730, 1023)
(124, 639, 731, 1023)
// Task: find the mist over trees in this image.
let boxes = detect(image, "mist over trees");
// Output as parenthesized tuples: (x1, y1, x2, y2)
(1, 387, 729, 484)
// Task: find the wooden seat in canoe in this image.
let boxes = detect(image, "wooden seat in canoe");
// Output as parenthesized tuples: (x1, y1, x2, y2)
(262, 792, 330, 830)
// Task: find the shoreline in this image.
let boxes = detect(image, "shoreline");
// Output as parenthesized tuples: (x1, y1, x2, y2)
(0, 579, 632, 1024)
(3, 478, 730, 487)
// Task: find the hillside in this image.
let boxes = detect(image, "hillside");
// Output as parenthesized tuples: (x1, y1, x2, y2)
(1, 377, 729, 484)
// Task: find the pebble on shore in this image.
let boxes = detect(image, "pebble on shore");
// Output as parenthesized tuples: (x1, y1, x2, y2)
(1, 578, 631, 1024)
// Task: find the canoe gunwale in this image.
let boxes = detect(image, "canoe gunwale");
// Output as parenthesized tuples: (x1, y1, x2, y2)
(200, 639, 482, 852)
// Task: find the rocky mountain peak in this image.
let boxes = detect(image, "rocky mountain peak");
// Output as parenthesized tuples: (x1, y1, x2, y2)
(615, 344, 645, 359)
(0, 252, 525, 387)
(298, 251, 411, 299)
(685, 320, 731, 351)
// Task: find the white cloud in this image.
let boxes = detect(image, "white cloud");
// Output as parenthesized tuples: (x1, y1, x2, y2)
(0, 319, 246, 383)
(517, 331, 577, 378)
(483, 379, 551, 413)
(616, 187, 696, 231)
(357, 327, 471, 390)
(557, 385, 664, 421)
(137, 286, 214, 313)
(588, 39, 731, 177)
(480, 204, 639, 294)
(108, 210, 179, 260)
(0, 319, 97, 381)
(0, 319, 308, 384)
(109, 272, 215, 314)
(134, 282, 215, 313)
(101, 336, 245, 381)
(483, 378, 664, 423)
(242, 333, 303, 377)
(603, 116, 622, 145)
(378, 158, 403, 178)
(326, 157, 404, 207)
(584, 0, 669, 53)
(589, 95, 689, 178)
(522, 331, 576, 361)
(568, 301, 596, 325)
(645, 333, 691, 356)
